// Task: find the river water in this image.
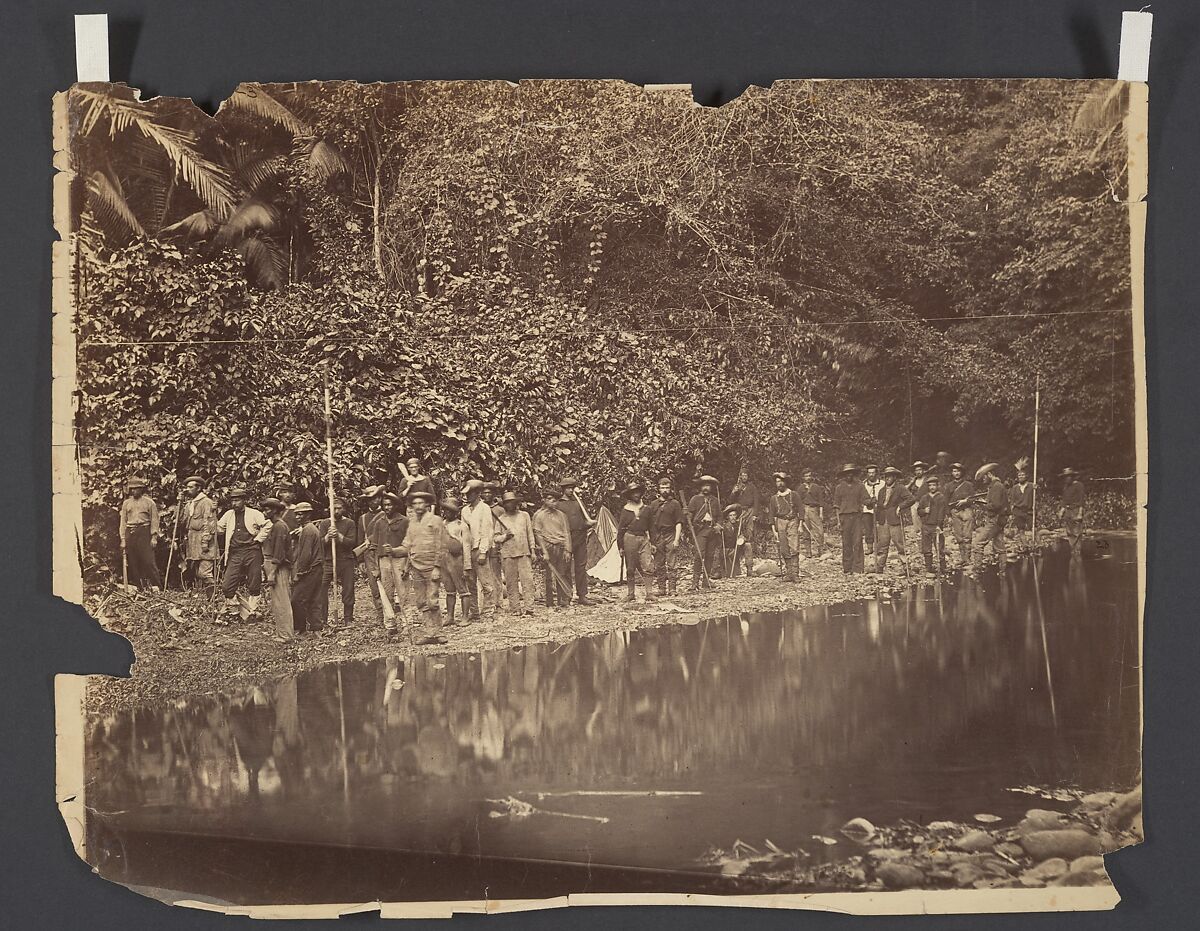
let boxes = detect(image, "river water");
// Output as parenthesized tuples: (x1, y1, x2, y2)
(86, 539, 1139, 903)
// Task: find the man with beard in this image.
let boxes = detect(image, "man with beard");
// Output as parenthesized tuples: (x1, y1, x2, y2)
(687, 475, 722, 590)
(179, 475, 218, 593)
(861, 464, 884, 558)
(946, 463, 975, 568)
(832, 464, 870, 575)
(649, 476, 684, 593)
(557, 477, 596, 605)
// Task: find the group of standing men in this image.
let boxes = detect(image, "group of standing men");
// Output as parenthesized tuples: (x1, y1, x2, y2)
(115, 454, 1088, 635)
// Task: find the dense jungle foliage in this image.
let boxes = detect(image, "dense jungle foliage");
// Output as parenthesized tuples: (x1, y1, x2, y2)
(68, 79, 1136, 531)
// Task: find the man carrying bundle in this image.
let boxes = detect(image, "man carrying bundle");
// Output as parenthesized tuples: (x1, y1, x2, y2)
(119, 476, 162, 591)
(767, 471, 803, 582)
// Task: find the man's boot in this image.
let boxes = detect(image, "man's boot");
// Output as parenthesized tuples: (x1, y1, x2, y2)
(923, 553, 934, 575)
(445, 594, 457, 626)
(624, 579, 637, 603)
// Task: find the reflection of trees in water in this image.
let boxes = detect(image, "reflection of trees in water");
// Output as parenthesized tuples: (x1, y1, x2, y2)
(87, 548, 1138, 823)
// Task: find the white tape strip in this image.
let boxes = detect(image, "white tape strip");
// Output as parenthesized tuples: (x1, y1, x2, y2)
(74, 13, 110, 82)
(1117, 11, 1153, 82)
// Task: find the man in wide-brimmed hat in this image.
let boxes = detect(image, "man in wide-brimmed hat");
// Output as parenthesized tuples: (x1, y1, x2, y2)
(179, 475, 218, 593)
(289, 502, 325, 633)
(1059, 467, 1085, 553)
(686, 475, 722, 590)
(216, 486, 271, 622)
(496, 490, 536, 615)
(832, 464, 871, 574)
(462, 479, 499, 621)
(377, 492, 410, 624)
(119, 476, 162, 590)
(439, 497, 474, 626)
(872, 467, 916, 573)
(946, 462, 975, 567)
(768, 471, 803, 582)
(970, 463, 1009, 573)
(556, 477, 596, 605)
(533, 485, 574, 609)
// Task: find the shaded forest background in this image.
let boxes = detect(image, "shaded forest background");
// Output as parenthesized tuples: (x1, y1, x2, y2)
(67, 79, 1136, 531)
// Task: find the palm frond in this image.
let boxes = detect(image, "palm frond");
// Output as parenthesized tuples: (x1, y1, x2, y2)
(226, 85, 311, 136)
(236, 152, 290, 192)
(72, 88, 237, 217)
(85, 170, 145, 241)
(217, 198, 281, 245)
(160, 209, 220, 240)
(1072, 83, 1125, 133)
(241, 236, 288, 290)
(307, 139, 350, 183)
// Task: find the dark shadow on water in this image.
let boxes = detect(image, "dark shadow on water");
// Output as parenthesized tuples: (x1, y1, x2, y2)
(85, 539, 1139, 904)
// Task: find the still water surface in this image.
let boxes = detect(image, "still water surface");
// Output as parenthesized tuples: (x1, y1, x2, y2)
(87, 541, 1139, 898)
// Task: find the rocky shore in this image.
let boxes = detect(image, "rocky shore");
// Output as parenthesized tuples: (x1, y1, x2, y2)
(702, 785, 1143, 893)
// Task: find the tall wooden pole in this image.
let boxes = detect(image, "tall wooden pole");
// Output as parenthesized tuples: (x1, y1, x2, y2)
(1032, 373, 1041, 550)
(323, 361, 339, 595)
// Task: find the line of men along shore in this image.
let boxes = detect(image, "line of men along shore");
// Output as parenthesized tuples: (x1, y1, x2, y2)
(116, 454, 1087, 643)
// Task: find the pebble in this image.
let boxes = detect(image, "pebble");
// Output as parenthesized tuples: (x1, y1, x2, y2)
(1069, 855, 1106, 874)
(1020, 857, 1068, 883)
(1016, 808, 1069, 835)
(867, 848, 907, 862)
(953, 830, 995, 852)
(1020, 830, 1101, 862)
(877, 862, 925, 889)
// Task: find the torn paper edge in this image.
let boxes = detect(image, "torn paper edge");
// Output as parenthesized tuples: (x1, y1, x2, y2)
(51, 79, 1146, 917)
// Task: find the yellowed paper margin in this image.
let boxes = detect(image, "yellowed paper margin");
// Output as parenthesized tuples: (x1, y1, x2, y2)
(51, 80, 1145, 918)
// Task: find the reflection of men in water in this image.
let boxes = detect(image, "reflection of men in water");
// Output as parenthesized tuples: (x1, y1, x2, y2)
(971, 463, 1009, 573)
(1060, 468, 1085, 553)
(946, 463, 975, 568)
(229, 689, 276, 800)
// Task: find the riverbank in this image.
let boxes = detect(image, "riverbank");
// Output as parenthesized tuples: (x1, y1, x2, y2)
(82, 527, 1116, 714)
(84, 550, 919, 714)
(701, 785, 1143, 893)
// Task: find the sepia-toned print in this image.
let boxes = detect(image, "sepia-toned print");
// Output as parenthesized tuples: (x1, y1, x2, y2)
(53, 77, 1146, 915)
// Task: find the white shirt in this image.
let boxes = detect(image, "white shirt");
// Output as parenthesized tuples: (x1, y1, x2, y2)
(462, 499, 496, 555)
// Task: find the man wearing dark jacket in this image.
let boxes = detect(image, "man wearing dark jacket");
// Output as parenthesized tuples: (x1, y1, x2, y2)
(687, 476, 722, 590)
(873, 467, 916, 573)
(289, 503, 325, 633)
(946, 463, 975, 568)
(648, 476, 684, 593)
(917, 475, 949, 575)
(832, 464, 870, 575)
(317, 497, 358, 629)
(800, 469, 827, 559)
(556, 478, 595, 605)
